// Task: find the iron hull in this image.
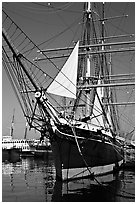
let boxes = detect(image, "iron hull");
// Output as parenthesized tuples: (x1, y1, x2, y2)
(50, 127, 124, 181)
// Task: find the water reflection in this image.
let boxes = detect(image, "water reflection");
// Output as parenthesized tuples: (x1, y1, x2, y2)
(52, 175, 120, 202)
(52, 171, 135, 202)
(2, 154, 56, 202)
(2, 155, 135, 202)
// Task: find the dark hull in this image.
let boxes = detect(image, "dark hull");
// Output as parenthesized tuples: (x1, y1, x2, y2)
(33, 149, 52, 158)
(20, 150, 34, 157)
(2, 148, 20, 162)
(32, 144, 51, 158)
(50, 126, 124, 180)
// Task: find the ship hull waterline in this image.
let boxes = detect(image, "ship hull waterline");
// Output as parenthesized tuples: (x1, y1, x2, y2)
(50, 127, 124, 181)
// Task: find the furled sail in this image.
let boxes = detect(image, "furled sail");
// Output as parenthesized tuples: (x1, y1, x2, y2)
(47, 41, 79, 99)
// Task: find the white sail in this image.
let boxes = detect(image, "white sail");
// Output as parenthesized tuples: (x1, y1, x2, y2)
(91, 79, 104, 127)
(47, 41, 79, 99)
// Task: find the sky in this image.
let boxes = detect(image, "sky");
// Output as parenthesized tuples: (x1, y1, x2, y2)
(2, 1, 135, 139)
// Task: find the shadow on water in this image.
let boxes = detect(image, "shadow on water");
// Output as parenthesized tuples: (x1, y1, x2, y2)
(52, 176, 120, 202)
(2, 149, 21, 163)
(52, 171, 135, 202)
(2, 153, 135, 202)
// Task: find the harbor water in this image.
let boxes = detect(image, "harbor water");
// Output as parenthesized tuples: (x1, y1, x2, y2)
(2, 152, 135, 202)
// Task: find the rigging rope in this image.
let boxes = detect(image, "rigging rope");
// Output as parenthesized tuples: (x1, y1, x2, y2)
(2, 5, 134, 133)
(2, 13, 104, 127)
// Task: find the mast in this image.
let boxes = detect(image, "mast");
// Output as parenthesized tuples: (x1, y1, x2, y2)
(101, 2, 105, 76)
(72, 2, 93, 118)
(100, 2, 110, 128)
(10, 108, 15, 138)
(75, 2, 98, 118)
(85, 2, 92, 117)
(2, 3, 134, 135)
(24, 122, 28, 139)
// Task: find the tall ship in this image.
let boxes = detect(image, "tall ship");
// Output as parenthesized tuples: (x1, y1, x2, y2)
(2, 2, 135, 181)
